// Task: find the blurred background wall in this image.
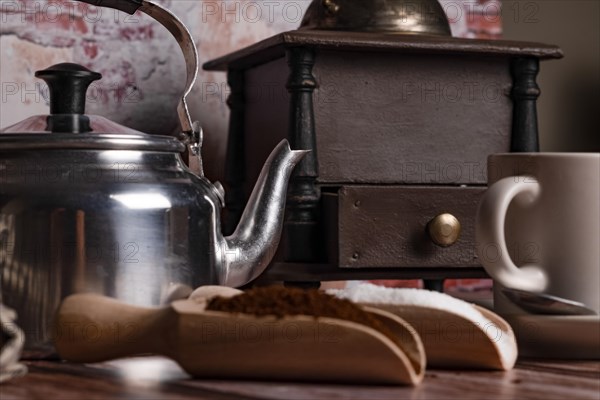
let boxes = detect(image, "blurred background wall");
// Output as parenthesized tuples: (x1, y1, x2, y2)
(1, 0, 507, 181)
(503, 0, 600, 152)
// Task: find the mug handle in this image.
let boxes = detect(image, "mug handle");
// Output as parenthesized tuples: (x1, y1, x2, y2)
(476, 176, 547, 292)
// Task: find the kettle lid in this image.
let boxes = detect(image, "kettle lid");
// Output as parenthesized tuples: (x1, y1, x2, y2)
(0, 63, 184, 152)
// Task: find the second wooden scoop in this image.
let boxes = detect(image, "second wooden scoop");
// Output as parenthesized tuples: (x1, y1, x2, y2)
(361, 303, 517, 370)
(54, 294, 425, 385)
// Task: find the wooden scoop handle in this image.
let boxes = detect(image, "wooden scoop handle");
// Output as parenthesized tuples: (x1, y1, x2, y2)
(54, 294, 177, 363)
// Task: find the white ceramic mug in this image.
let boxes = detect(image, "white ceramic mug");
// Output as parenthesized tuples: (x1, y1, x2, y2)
(476, 153, 600, 314)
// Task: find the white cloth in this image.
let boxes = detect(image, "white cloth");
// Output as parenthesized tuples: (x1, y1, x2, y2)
(0, 303, 27, 383)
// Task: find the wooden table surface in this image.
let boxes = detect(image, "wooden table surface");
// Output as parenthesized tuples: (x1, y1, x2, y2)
(1, 357, 598, 400)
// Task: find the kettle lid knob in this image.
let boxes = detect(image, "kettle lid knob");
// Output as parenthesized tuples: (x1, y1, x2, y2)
(35, 63, 102, 133)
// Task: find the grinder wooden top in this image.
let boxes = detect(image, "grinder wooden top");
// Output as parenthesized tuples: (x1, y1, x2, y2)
(204, 30, 563, 71)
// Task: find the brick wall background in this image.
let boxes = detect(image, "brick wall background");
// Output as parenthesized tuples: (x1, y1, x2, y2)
(1, 0, 502, 179)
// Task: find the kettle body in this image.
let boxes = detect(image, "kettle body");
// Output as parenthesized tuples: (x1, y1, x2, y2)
(0, 0, 307, 357)
(0, 137, 305, 357)
(0, 147, 220, 356)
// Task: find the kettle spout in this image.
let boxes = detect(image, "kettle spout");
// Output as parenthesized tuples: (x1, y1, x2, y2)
(219, 140, 309, 287)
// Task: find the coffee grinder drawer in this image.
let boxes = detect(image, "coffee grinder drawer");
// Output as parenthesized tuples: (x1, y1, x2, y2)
(324, 186, 485, 269)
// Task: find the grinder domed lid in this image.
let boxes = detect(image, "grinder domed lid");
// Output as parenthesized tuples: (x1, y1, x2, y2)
(300, 0, 452, 36)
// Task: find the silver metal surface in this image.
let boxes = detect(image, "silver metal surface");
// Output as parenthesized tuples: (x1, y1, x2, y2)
(300, 0, 452, 36)
(0, 133, 185, 152)
(221, 141, 309, 287)
(502, 288, 597, 316)
(0, 140, 306, 356)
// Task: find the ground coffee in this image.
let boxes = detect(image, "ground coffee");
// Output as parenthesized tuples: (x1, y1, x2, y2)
(206, 286, 400, 347)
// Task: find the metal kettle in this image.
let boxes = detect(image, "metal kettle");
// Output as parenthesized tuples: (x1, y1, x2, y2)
(0, 0, 307, 356)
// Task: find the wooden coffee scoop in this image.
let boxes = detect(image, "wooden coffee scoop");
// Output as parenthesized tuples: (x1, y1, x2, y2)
(329, 284, 518, 370)
(359, 303, 517, 370)
(54, 294, 426, 385)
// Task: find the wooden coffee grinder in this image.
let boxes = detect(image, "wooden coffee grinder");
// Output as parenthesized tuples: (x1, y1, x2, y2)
(203, 0, 563, 288)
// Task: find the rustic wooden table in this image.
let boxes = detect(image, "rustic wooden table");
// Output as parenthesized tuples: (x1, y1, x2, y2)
(1, 357, 598, 400)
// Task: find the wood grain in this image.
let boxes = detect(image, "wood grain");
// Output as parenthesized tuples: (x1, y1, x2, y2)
(53, 294, 425, 385)
(335, 186, 485, 268)
(204, 30, 563, 71)
(359, 304, 518, 370)
(258, 263, 489, 282)
(2, 358, 598, 400)
(234, 50, 514, 186)
(312, 52, 511, 185)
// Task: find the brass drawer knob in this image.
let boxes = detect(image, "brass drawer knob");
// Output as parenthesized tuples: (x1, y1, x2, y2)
(427, 213, 461, 247)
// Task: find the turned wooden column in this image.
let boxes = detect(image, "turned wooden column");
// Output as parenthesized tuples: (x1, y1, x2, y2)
(284, 47, 322, 268)
(510, 57, 541, 152)
(223, 69, 246, 235)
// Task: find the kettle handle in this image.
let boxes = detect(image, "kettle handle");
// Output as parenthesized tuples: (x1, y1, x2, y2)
(76, 0, 200, 140)
(75, 0, 143, 14)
